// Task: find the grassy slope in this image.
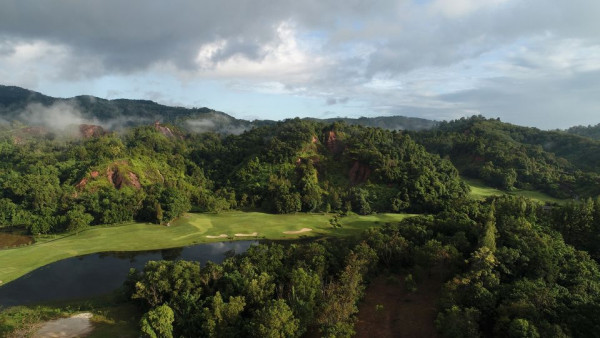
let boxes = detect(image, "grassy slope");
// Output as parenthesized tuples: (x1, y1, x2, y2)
(464, 178, 567, 204)
(0, 212, 412, 286)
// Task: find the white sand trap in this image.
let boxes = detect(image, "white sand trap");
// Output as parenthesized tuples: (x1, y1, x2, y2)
(283, 228, 313, 234)
(235, 232, 258, 237)
(33, 312, 93, 338)
(206, 234, 228, 239)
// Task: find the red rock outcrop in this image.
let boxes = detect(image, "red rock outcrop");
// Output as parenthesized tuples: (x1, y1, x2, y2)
(106, 164, 141, 190)
(154, 121, 181, 139)
(326, 131, 344, 154)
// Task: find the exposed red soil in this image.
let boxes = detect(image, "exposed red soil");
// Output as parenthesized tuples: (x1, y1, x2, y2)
(75, 177, 88, 189)
(128, 172, 141, 189)
(77, 163, 140, 191)
(154, 121, 181, 139)
(355, 274, 442, 338)
(107, 165, 140, 190)
(79, 124, 106, 138)
(349, 161, 371, 185)
(326, 130, 344, 154)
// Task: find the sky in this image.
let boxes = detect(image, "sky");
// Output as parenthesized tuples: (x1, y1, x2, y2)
(0, 0, 599, 129)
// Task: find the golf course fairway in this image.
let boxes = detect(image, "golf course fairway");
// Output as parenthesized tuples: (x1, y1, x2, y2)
(0, 212, 413, 286)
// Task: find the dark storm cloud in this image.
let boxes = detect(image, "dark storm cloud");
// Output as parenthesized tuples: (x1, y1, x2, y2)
(0, 0, 395, 74)
(1, 0, 597, 77)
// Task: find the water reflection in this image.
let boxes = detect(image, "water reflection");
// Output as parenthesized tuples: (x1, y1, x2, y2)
(0, 241, 257, 308)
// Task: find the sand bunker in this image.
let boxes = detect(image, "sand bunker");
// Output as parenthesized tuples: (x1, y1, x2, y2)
(33, 312, 93, 338)
(283, 228, 313, 234)
(234, 232, 258, 237)
(205, 234, 228, 239)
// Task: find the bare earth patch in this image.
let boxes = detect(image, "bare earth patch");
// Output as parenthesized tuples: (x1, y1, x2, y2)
(205, 234, 228, 239)
(234, 232, 258, 237)
(283, 228, 313, 234)
(33, 312, 94, 338)
(355, 273, 442, 338)
(0, 232, 34, 248)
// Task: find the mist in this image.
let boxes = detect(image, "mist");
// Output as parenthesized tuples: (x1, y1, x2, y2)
(185, 116, 248, 135)
(20, 102, 94, 131)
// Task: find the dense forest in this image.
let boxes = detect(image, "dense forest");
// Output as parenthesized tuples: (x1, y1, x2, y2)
(567, 123, 600, 140)
(0, 118, 467, 234)
(126, 196, 600, 337)
(412, 116, 600, 198)
(3, 87, 600, 337)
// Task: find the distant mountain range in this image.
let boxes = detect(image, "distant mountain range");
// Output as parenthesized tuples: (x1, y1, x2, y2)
(0, 85, 437, 133)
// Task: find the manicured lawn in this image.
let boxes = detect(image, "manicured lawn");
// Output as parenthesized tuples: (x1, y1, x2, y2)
(464, 177, 567, 204)
(0, 212, 413, 286)
(465, 178, 506, 199)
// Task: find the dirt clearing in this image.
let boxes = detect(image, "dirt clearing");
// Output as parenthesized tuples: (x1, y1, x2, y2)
(33, 312, 94, 338)
(355, 273, 442, 338)
(0, 232, 33, 248)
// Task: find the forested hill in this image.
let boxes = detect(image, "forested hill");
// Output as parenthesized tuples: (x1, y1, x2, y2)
(0, 118, 468, 234)
(0, 85, 253, 134)
(0, 85, 437, 134)
(308, 115, 437, 131)
(411, 116, 600, 198)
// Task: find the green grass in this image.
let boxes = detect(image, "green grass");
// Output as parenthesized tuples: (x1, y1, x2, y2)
(0, 212, 413, 286)
(464, 178, 567, 204)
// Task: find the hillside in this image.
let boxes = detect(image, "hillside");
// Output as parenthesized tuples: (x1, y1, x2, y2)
(411, 116, 600, 198)
(0, 85, 253, 134)
(0, 118, 467, 235)
(0, 85, 437, 134)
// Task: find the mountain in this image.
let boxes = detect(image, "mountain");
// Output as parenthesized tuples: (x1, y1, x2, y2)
(0, 85, 436, 134)
(0, 85, 253, 134)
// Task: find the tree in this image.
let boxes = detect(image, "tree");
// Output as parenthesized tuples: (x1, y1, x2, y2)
(201, 292, 246, 337)
(507, 318, 540, 338)
(435, 306, 481, 338)
(160, 187, 191, 222)
(140, 304, 175, 338)
(288, 267, 321, 329)
(65, 205, 93, 233)
(250, 299, 300, 338)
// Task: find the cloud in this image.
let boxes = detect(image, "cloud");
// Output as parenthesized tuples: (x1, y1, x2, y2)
(1, 0, 599, 128)
(19, 102, 91, 130)
(185, 117, 248, 135)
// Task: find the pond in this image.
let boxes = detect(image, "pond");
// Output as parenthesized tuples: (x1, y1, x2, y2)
(0, 240, 257, 308)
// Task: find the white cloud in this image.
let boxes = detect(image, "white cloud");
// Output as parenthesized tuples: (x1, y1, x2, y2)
(193, 21, 328, 84)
